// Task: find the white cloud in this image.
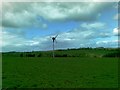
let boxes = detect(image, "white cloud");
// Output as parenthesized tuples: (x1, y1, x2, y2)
(96, 39, 119, 47)
(0, 28, 90, 51)
(2, 21, 112, 51)
(2, 30, 38, 51)
(2, 0, 119, 2)
(1, 25, 117, 52)
(80, 22, 111, 39)
(54, 23, 111, 49)
(2, 29, 53, 51)
(113, 14, 120, 20)
(81, 22, 106, 29)
(99, 33, 110, 37)
(113, 27, 120, 36)
(0, 27, 2, 52)
(2, 30, 26, 47)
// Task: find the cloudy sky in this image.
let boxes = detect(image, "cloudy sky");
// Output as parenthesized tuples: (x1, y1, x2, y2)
(1, 2, 119, 52)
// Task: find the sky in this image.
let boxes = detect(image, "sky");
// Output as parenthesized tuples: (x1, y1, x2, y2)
(1, 1, 120, 52)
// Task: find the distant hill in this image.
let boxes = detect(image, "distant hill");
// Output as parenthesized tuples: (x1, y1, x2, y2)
(2, 48, 120, 58)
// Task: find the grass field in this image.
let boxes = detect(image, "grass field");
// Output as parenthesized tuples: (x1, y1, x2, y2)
(2, 56, 118, 88)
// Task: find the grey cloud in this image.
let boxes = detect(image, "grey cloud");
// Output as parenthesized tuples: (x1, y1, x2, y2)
(34, 2, 115, 21)
(2, 2, 116, 28)
(2, 2, 47, 28)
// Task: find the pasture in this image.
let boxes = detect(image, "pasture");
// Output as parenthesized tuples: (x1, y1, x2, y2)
(2, 55, 118, 88)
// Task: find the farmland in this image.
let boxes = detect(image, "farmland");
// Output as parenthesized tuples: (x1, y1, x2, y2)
(2, 48, 119, 88)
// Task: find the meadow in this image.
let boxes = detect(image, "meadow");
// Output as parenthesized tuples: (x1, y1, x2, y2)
(2, 48, 119, 88)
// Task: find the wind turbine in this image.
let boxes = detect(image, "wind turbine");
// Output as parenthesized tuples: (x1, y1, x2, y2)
(51, 34, 58, 58)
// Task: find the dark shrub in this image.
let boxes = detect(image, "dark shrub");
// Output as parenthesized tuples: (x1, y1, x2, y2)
(63, 54, 67, 57)
(26, 54, 35, 57)
(38, 53, 42, 57)
(103, 52, 120, 57)
(55, 54, 68, 57)
(20, 53, 23, 57)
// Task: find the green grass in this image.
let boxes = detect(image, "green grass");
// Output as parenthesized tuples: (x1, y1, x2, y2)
(2, 57, 118, 88)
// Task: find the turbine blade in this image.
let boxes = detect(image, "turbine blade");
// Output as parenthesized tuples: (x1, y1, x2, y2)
(55, 34, 58, 38)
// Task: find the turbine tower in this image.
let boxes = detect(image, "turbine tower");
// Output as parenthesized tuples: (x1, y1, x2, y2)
(51, 35, 58, 58)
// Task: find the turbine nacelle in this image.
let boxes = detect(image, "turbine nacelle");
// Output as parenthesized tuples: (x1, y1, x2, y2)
(51, 34, 58, 43)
